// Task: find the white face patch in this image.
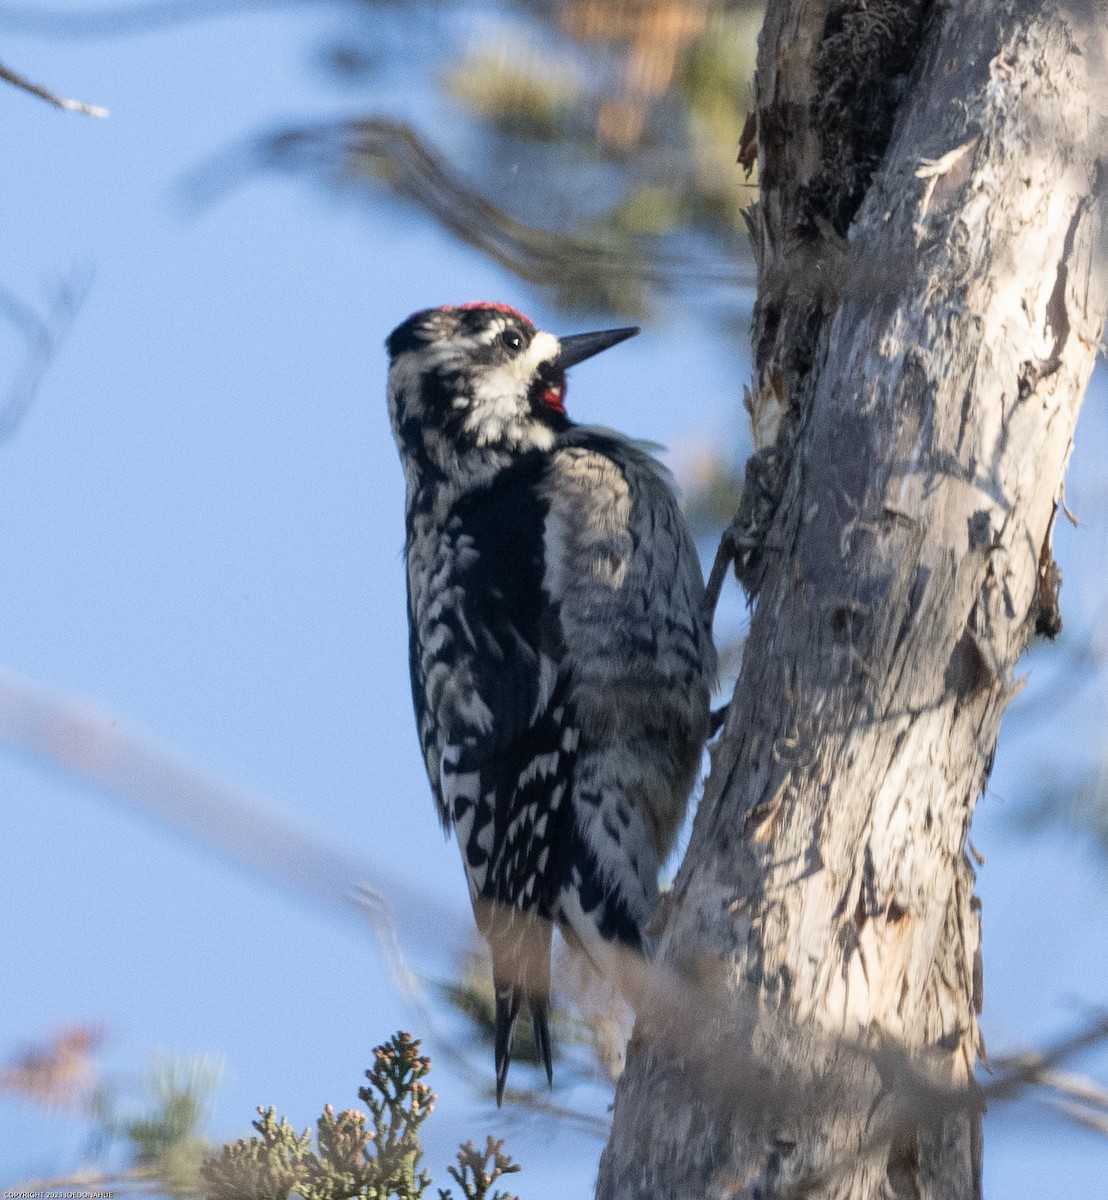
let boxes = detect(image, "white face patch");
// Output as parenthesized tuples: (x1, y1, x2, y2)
(462, 328, 561, 451)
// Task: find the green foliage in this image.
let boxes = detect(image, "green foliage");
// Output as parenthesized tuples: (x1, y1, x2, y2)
(202, 1107, 313, 1200)
(443, 3, 763, 245)
(444, 42, 582, 142)
(607, 186, 684, 237)
(442, 1138, 520, 1200)
(201, 1032, 520, 1200)
(125, 1054, 219, 1155)
(96, 1052, 220, 1198)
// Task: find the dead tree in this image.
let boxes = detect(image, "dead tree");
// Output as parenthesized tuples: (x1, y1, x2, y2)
(597, 2, 1108, 1197)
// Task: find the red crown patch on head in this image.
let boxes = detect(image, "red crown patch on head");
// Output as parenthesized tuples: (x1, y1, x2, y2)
(451, 301, 532, 324)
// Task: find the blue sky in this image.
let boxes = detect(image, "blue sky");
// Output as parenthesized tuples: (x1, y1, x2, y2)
(1, 3, 1107, 1196)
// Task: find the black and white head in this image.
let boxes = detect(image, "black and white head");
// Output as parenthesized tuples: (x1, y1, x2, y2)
(386, 303, 638, 483)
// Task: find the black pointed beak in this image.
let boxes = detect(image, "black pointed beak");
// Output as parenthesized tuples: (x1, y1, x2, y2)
(554, 325, 639, 369)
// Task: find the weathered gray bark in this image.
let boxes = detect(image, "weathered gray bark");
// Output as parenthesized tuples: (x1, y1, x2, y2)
(597, 2, 1108, 1198)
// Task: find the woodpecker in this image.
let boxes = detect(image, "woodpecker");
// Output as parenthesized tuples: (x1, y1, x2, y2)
(385, 303, 716, 1103)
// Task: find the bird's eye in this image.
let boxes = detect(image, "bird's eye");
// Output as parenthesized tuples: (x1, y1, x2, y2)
(499, 329, 524, 353)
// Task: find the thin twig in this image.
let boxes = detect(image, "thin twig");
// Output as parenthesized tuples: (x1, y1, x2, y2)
(1029, 1065, 1108, 1135)
(983, 1017, 1108, 1103)
(0, 268, 94, 443)
(1036, 1066, 1108, 1114)
(1047, 1097, 1108, 1135)
(703, 523, 739, 629)
(0, 59, 107, 115)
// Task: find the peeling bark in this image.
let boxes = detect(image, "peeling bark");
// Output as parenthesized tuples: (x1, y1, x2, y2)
(597, 3, 1107, 1198)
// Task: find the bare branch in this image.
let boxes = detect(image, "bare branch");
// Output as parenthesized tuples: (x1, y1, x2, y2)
(702, 522, 739, 627)
(0, 59, 107, 115)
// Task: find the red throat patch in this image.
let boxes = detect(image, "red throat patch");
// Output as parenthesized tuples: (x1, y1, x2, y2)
(542, 385, 566, 415)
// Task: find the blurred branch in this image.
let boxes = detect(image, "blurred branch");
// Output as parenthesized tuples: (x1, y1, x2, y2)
(0, 268, 93, 443)
(0, 661, 604, 1125)
(0, 673, 927, 1134)
(183, 117, 753, 297)
(599, 943, 1108, 1198)
(0, 0, 323, 38)
(1026, 1067, 1108, 1135)
(772, 1012, 1108, 1199)
(12, 1169, 162, 1196)
(0, 663, 444, 973)
(3, 661, 1105, 1151)
(985, 1021, 1108, 1104)
(0, 59, 107, 113)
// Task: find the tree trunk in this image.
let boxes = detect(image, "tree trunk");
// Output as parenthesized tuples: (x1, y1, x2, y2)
(597, 2, 1108, 1198)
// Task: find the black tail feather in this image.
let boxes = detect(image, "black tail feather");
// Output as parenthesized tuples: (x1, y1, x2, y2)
(494, 984, 521, 1107)
(488, 908, 554, 1104)
(530, 994, 553, 1087)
